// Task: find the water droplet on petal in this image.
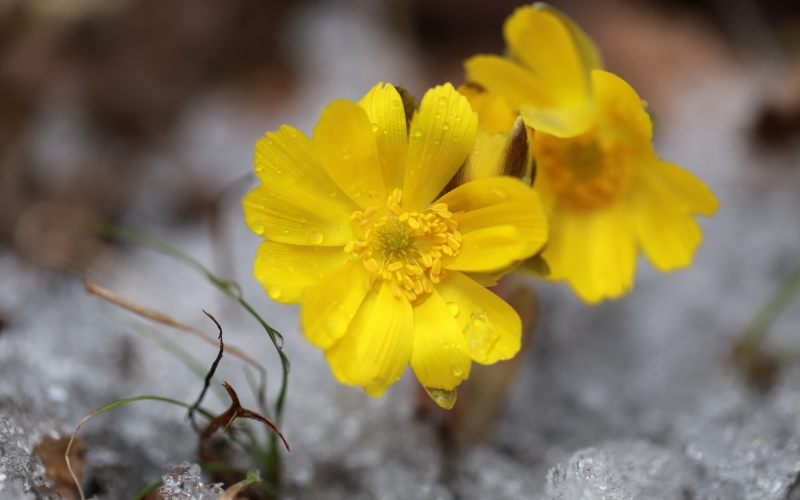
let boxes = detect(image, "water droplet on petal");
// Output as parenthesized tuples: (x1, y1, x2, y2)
(365, 378, 386, 397)
(313, 271, 323, 278)
(254, 163, 264, 172)
(308, 230, 324, 245)
(447, 302, 459, 316)
(350, 187, 361, 198)
(252, 222, 265, 235)
(372, 122, 379, 132)
(413, 128, 423, 138)
(443, 122, 450, 131)
(438, 96, 447, 106)
(424, 386, 457, 409)
(267, 286, 282, 300)
(329, 190, 337, 197)
(451, 364, 463, 377)
(286, 267, 294, 273)
(463, 309, 500, 364)
(341, 148, 351, 160)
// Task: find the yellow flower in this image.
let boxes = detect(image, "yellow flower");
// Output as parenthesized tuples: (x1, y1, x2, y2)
(461, 4, 719, 304)
(242, 83, 548, 408)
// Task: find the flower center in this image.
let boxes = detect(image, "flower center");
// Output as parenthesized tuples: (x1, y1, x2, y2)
(534, 128, 634, 210)
(345, 189, 461, 302)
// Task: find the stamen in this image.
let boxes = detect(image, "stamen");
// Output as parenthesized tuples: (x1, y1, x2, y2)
(343, 188, 461, 301)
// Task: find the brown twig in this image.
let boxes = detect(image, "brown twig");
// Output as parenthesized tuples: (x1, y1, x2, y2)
(189, 310, 225, 427)
(83, 279, 268, 409)
(203, 382, 289, 452)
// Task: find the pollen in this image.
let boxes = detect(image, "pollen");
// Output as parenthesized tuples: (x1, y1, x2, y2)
(344, 188, 460, 302)
(534, 128, 635, 210)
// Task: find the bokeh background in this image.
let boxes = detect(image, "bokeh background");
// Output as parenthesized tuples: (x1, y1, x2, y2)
(3, 0, 800, 498)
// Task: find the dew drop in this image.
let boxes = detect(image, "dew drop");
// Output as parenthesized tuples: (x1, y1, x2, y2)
(447, 302, 459, 316)
(413, 128, 423, 138)
(252, 222, 265, 235)
(329, 190, 337, 198)
(424, 386, 457, 409)
(451, 364, 463, 377)
(463, 309, 500, 364)
(308, 230, 324, 245)
(290, 129, 298, 137)
(438, 96, 447, 106)
(266, 137, 273, 144)
(254, 163, 264, 172)
(365, 378, 386, 397)
(372, 122, 379, 132)
(491, 188, 508, 199)
(341, 148, 351, 160)
(267, 286, 282, 300)
(286, 267, 294, 273)
(443, 122, 450, 131)
(350, 187, 361, 198)
(314, 271, 323, 278)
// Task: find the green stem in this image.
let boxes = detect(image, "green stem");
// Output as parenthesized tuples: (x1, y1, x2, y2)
(131, 479, 163, 500)
(88, 218, 289, 485)
(738, 265, 800, 370)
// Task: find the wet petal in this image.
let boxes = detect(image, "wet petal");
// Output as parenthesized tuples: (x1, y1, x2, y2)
(300, 260, 371, 349)
(244, 125, 357, 246)
(410, 287, 472, 391)
(436, 271, 521, 364)
(325, 283, 414, 396)
(358, 82, 409, 193)
(314, 99, 386, 209)
(253, 241, 348, 304)
(543, 203, 637, 304)
(403, 84, 479, 211)
(438, 177, 548, 269)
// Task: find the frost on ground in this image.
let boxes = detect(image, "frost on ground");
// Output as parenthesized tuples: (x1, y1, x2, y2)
(159, 462, 224, 500)
(3, 3, 800, 500)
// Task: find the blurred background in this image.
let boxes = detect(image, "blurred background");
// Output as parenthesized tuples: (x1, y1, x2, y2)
(0, 0, 799, 256)
(3, 0, 800, 498)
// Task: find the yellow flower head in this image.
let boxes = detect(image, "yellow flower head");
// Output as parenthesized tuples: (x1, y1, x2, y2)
(243, 83, 548, 408)
(461, 4, 719, 304)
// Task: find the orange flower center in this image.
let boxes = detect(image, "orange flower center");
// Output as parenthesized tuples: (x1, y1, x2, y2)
(344, 189, 461, 302)
(534, 128, 634, 210)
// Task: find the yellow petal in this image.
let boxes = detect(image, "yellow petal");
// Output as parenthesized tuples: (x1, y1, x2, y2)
(504, 4, 593, 109)
(313, 99, 386, 209)
(446, 225, 525, 273)
(436, 271, 521, 364)
(458, 84, 518, 135)
(300, 260, 371, 349)
(543, 203, 637, 304)
(253, 240, 347, 304)
(403, 84, 479, 211)
(462, 130, 508, 183)
(410, 287, 472, 391)
(438, 177, 548, 268)
(647, 160, 719, 216)
(536, 3, 603, 72)
(629, 171, 705, 272)
(464, 56, 595, 138)
(244, 125, 357, 246)
(464, 55, 556, 111)
(592, 70, 652, 145)
(324, 283, 414, 396)
(358, 82, 408, 193)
